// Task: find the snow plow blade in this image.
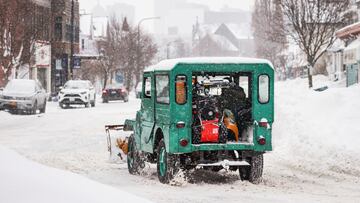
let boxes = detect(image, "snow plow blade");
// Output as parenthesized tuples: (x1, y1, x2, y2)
(105, 125, 129, 159)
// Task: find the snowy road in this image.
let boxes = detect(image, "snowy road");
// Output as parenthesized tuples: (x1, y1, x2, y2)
(1, 79, 360, 203)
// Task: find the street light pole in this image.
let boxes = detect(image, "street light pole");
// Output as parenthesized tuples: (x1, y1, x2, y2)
(69, 0, 75, 80)
(137, 17, 160, 73)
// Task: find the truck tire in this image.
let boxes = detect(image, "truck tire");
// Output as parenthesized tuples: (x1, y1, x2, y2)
(239, 154, 263, 184)
(126, 134, 145, 175)
(157, 139, 179, 184)
(127, 135, 141, 175)
(32, 101, 37, 115)
(40, 100, 46, 113)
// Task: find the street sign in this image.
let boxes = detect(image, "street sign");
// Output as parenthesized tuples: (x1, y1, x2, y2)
(115, 71, 124, 84)
(73, 57, 81, 69)
(56, 59, 62, 70)
(35, 41, 51, 68)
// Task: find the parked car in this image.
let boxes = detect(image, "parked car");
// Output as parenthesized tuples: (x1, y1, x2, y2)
(102, 83, 129, 103)
(0, 87, 4, 111)
(135, 82, 142, 98)
(58, 80, 96, 108)
(120, 57, 274, 184)
(0, 79, 47, 114)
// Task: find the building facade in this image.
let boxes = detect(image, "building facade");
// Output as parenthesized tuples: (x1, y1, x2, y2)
(18, 0, 52, 92)
(51, 0, 80, 92)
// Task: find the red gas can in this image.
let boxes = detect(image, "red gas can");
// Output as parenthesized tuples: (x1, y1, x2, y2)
(200, 119, 219, 143)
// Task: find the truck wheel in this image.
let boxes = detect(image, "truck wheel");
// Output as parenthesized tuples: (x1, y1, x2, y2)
(157, 139, 179, 184)
(127, 135, 141, 174)
(32, 101, 37, 115)
(40, 100, 46, 113)
(239, 154, 263, 184)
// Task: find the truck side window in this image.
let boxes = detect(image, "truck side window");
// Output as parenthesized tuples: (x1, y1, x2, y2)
(156, 75, 169, 104)
(258, 74, 269, 104)
(175, 75, 187, 104)
(144, 77, 151, 98)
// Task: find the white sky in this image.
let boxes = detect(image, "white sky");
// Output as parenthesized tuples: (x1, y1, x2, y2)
(79, 0, 254, 22)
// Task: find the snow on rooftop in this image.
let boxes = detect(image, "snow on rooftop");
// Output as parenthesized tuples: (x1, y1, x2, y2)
(145, 57, 274, 72)
(336, 21, 360, 34)
(344, 38, 360, 51)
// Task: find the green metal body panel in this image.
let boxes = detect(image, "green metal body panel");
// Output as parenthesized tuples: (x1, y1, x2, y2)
(127, 61, 274, 155)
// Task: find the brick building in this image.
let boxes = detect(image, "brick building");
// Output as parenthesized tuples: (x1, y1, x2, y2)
(51, 0, 80, 92)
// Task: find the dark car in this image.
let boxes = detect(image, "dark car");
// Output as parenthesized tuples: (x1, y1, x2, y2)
(102, 83, 129, 103)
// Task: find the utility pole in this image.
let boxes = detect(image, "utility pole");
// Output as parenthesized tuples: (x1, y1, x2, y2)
(69, 0, 75, 80)
(137, 17, 160, 74)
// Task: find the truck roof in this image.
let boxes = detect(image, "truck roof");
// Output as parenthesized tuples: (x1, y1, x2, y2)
(144, 57, 274, 72)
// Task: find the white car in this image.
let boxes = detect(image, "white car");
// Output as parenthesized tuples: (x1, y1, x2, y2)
(58, 80, 96, 108)
(0, 79, 47, 114)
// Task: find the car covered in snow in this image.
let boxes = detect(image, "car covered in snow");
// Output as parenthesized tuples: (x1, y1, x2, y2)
(122, 57, 274, 184)
(0, 79, 47, 114)
(58, 80, 96, 108)
(102, 83, 129, 103)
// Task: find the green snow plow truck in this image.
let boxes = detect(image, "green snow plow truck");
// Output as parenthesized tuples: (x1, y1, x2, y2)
(121, 57, 274, 184)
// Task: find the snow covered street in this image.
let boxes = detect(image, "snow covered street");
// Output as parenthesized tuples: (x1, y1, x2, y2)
(1, 78, 360, 203)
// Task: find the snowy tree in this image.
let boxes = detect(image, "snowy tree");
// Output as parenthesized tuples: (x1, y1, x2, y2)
(0, 0, 49, 86)
(252, 0, 287, 69)
(87, 16, 157, 90)
(134, 28, 157, 89)
(281, 0, 350, 88)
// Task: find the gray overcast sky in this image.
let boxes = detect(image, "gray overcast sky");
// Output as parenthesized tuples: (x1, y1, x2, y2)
(79, 0, 254, 20)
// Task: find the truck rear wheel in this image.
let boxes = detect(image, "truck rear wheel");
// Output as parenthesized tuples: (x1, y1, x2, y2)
(239, 154, 263, 184)
(127, 135, 141, 174)
(157, 139, 179, 184)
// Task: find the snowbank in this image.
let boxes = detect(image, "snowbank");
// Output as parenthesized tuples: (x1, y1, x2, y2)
(273, 77, 360, 176)
(0, 147, 153, 203)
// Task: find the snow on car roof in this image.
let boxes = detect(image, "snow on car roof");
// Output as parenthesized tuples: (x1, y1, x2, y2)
(144, 57, 274, 72)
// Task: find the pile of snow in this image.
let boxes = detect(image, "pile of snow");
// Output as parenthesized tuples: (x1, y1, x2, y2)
(273, 76, 360, 177)
(0, 147, 153, 203)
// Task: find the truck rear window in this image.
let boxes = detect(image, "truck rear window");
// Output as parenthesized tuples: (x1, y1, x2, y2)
(258, 74, 269, 104)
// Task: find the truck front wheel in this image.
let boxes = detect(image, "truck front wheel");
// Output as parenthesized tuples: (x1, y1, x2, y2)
(157, 139, 179, 184)
(127, 135, 141, 174)
(239, 154, 263, 184)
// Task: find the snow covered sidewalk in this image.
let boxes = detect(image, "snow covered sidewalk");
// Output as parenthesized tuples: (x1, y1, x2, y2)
(0, 146, 153, 203)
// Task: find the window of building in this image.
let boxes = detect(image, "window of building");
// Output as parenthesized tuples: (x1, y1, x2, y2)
(55, 17, 62, 41)
(81, 39, 85, 50)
